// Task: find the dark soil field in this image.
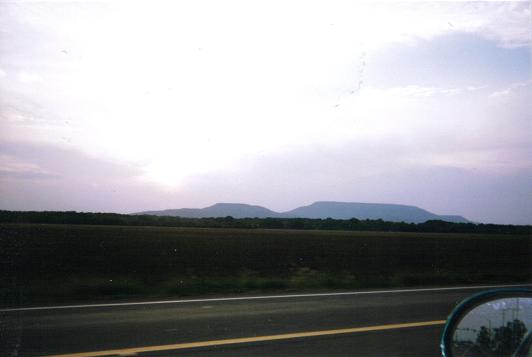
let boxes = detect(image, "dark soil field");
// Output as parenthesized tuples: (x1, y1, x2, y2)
(1, 223, 530, 307)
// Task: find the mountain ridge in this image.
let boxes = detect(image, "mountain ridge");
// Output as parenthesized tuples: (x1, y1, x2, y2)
(136, 201, 469, 223)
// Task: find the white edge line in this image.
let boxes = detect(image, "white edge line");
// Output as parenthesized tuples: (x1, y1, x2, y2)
(1, 284, 530, 313)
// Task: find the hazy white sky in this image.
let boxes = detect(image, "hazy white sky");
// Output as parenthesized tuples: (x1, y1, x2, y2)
(1, 1, 531, 224)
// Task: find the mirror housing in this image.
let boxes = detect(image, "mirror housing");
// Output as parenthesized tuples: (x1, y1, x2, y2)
(441, 288, 532, 357)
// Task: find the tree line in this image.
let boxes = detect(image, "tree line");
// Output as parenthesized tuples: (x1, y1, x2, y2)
(0, 210, 530, 234)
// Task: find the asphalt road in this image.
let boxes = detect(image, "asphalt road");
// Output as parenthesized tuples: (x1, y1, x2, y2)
(1, 285, 527, 357)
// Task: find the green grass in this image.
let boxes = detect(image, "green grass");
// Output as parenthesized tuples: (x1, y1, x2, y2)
(1, 223, 530, 306)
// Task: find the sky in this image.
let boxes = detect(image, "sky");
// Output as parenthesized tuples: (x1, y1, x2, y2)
(0, 0, 531, 224)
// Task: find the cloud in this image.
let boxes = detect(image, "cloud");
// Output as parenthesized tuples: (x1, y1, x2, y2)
(472, 1, 531, 48)
(311, 2, 532, 49)
(0, 141, 142, 181)
(490, 88, 511, 98)
(361, 85, 484, 98)
(418, 2, 530, 48)
(0, 154, 58, 180)
(17, 71, 43, 83)
(0, 141, 170, 212)
(490, 80, 532, 98)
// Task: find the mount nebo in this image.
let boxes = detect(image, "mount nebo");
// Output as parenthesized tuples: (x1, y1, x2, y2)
(137, 202, 469, 224)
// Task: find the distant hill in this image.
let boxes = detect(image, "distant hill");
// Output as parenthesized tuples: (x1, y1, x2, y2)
(138, 203, 284, 219)
(136, 201, 469, 224)
(285, 201, 464, 224)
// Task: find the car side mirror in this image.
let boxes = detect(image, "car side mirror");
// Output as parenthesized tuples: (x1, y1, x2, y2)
(441, 288, 532, 357)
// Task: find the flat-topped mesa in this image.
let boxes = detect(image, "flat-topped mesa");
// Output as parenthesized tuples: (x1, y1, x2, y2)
(136, 201, 469, 223)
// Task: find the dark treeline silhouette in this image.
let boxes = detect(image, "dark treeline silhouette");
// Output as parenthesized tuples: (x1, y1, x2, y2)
(454, 319, 527, 357)
(1, 210, 530, 234)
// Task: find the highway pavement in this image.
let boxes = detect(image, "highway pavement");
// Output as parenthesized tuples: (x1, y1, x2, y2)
(1, 284, 528, 357)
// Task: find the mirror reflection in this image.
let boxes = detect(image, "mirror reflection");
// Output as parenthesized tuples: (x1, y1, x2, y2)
(451, 297, 532, 357)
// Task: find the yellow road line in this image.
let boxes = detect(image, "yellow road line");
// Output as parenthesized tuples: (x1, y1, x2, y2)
(43, 320, 446, 357)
